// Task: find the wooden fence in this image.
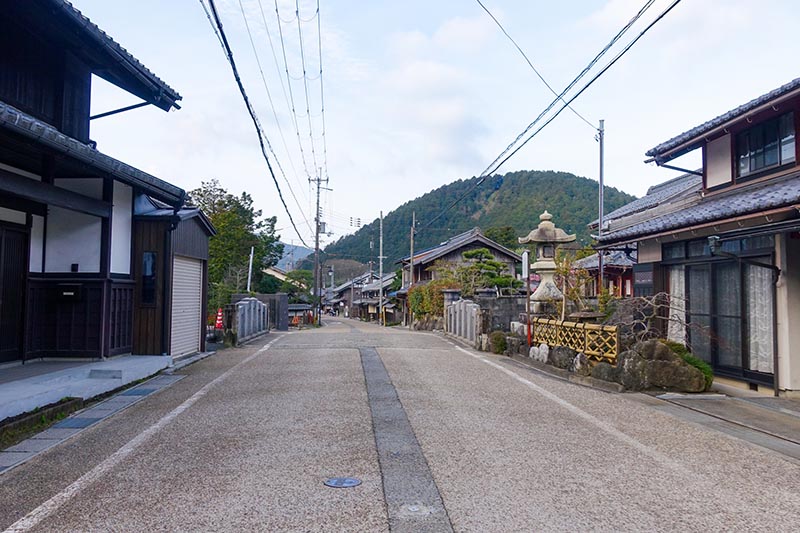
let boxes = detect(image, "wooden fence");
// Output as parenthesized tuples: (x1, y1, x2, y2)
(531, 318, 619, 363)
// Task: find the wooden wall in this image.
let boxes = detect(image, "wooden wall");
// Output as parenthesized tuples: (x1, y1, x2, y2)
(132, 219, 168, 355)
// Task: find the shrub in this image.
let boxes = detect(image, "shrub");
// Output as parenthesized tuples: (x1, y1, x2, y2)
(489, 330, 507, 354)
(663, 340, 713, 391)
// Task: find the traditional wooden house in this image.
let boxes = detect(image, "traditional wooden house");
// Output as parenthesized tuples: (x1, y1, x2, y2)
(0, 0, 213, 363)
(573, 250, 636, 299)
(398, 227, 521, 287)
(597, 78, 800, 395)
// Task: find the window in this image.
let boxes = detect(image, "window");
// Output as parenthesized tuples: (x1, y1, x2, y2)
(736, 112, 795, 177)
(141, 252, 157, 305)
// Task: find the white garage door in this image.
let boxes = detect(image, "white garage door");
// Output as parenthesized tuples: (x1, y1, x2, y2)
(171, 256, 203, 357)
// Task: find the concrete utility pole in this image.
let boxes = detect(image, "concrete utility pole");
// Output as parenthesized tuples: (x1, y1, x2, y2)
(598, 119, 605, 291)
(311, 169, 330, 325)
(379, 211, 384, 326)
(408, 211, 415, 328)
(246, 245, 254, 292)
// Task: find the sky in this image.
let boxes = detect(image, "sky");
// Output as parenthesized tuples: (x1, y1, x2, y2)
(73, 0, 800, 249)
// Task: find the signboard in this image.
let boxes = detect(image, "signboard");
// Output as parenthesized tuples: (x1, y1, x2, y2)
(522, 251, 529, 279)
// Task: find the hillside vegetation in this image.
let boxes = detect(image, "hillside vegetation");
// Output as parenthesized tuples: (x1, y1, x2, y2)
(323, 170, 636, 268)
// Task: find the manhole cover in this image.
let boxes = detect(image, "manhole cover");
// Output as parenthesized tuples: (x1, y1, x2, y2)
(324, 477, 361, 488)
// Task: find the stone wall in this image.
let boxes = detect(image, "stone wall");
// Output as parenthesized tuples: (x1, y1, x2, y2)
(474, 293, 528, 332)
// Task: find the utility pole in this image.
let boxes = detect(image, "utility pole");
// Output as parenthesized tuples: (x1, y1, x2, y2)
(408, 211, 415, 328)
(598, 119, 605, 293)
(311, 168, 330, 325)
(246, 245, 254, 292)
(379, 211, 384, 326)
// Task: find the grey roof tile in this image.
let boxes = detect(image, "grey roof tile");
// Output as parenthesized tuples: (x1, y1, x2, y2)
(598, 171, 800, 243)
(595, 172, 701, 227)
(646, 77, 800, 159)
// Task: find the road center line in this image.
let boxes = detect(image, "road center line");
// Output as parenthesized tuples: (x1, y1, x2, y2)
(451, 344, 690, 475)
(3, 335, 286, 533)
(359, 347, 453, 533)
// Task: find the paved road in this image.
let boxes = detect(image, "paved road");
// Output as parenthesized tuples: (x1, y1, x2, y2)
(1, 319, 799, 532)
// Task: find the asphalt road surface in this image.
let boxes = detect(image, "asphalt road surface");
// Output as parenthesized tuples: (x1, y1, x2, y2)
(1, 319, 799, 532)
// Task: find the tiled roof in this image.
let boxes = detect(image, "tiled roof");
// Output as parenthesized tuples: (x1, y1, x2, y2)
(53, 0, 181, 109)
(400, 227, 521, 265)
(598, 171, 800, 244)
(646, 77, 800, 160)
(0, 101, 185, 206)
(362, 273, 396, 292)
(595, 172, 701, 227)
(573, 250, 636, 270)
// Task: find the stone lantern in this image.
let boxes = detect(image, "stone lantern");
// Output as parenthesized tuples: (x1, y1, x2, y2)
(518, 211, 576, 314)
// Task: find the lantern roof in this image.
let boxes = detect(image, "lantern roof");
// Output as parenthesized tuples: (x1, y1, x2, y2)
(518, 211, 576, 245)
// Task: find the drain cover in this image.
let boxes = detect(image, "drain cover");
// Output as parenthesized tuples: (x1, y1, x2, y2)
(324, 477, 361, 488)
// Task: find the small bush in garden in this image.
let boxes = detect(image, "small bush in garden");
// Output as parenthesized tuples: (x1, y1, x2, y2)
(489, 330, 507, 354)
(663, 340, 713, 391)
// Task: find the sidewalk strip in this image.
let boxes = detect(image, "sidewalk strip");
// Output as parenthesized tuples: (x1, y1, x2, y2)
(359, 346, 453, 533)
(3, 335, 284, 533)
(450, 343, 690, 475)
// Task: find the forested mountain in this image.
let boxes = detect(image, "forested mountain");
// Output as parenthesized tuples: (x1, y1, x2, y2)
(322, 170, 636, 268)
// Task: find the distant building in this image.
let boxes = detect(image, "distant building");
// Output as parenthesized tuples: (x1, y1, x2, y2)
(398, 227, 521, 288)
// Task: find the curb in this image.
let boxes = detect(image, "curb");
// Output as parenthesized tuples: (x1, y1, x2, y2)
(441, 331, 624, 394)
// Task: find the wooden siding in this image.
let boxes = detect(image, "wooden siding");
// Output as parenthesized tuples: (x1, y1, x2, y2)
(0, 18, 91, 142)
(108, 281, 134, 355)
(26, 278, 104, 357)
(132, 219, 167, 355)
(173, 217, 210, 260)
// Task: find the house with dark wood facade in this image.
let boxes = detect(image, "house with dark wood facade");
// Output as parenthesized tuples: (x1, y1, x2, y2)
(398, 227, 522, 288)
(597, 78, 800, 396)
(0, 0, 213, 364)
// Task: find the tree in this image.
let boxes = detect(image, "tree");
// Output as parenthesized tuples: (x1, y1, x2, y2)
(189, 179, 284, 310)
(280, 269, 313, 303)
(484, 226, 518, 250)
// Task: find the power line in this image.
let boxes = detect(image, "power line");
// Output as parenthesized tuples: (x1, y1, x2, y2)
(481, 0, 656, 179)
(487, 0, 682, 177)
(295, 0, 321, 177)
(237, 0, 313, 234)
(475, 0, 595, 131)
(317, 0, 330, 181)
(272, 0, 314, 181)
(421, 0, 660, 232)
(202, 0, 309, 248)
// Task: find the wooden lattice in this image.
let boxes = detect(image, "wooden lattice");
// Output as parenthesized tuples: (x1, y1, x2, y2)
(531, 318, 618, 364)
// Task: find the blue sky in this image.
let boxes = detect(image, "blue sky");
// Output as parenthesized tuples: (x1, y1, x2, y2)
(74, 0, 800, 247)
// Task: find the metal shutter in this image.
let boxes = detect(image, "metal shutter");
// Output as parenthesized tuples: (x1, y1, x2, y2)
(170, 256, 203, 357)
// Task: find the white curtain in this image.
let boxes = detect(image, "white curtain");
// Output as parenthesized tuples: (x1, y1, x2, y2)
(667, 265, 687, 345)
(746, 263, 774, 373)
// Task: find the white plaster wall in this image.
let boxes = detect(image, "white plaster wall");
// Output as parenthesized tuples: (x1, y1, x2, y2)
(706, 135, 733, 188)
(111, 182, 132, 274)
(0, 208, 25, 225)
(29, 215, 44, 273)
(776, 234, 800, 393)
(45, 207, 101, 272)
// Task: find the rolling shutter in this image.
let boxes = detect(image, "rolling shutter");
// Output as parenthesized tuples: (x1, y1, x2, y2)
(170, 256, 203, 357)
